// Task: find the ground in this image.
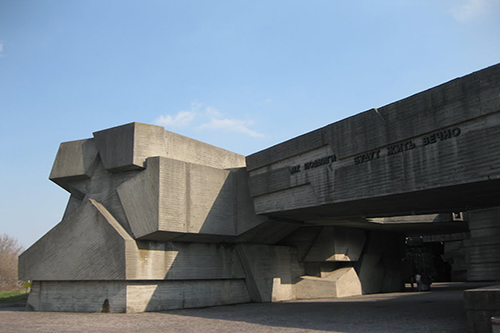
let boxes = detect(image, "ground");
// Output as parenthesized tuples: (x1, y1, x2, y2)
(0, 282, 491, 333)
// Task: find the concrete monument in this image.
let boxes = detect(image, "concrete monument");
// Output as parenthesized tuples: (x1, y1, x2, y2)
(19, 63, 500, 324)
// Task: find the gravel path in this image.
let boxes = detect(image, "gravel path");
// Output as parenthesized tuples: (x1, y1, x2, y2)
(0, 282, 490, 333)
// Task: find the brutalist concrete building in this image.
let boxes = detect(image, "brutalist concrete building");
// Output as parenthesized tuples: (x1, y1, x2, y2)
(19, 64, 500, 331)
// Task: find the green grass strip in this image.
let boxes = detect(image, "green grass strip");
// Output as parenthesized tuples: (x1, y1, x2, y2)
(0, 289, 29, 306)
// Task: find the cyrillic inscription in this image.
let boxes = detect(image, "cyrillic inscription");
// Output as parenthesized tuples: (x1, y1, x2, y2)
(304, 155, 337, 170)
(289, 127, 462, 174)
(354, 150, 381, 165)
(387, 141, 416, 156)
(289, 154, 337, 175)
(422, 128, 461, 146)
(289, 165, 301, 175)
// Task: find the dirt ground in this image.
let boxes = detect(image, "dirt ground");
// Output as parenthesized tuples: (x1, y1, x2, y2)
(0, 282, 492, 333)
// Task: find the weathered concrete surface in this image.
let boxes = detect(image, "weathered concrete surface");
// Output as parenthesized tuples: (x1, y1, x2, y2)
(236, 244, 303, 302)
(49, 123, 266, 241)
(115, 156, 262, 240)
(93, 122, 246, 172)
(246, 64, 500, 221)
(26, 279, 251, 313)
(27, 281, 128, 312)
(19, 199, 137, 281)
(19, 64, 500, 314)
(20, 123, 282, 312)
(49, 139, 98, 195)
(466, 207, 500, 281)
(276, 226, 404, 294)
(296, 267, 362, 299)
(302, 226, 366, 262)
(356, 231, 405, 294)
(464, 285, 500, 333)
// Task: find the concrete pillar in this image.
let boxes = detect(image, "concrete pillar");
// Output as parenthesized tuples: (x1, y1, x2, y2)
(466, 207, 500, 281)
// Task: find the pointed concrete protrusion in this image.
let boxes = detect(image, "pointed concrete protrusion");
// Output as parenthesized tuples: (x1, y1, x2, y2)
(50, 139, 99, 197)
(296, 267, 362, 299)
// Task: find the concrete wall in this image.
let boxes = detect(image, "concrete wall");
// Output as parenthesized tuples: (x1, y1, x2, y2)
(466, 207, 500, 281)
(27, 280, 251, 313)
(126, 280, 251, 312)
(129, 241, 245, 280)
(246, 64, 500, 220)
(19, 199, 136, 281)
(464, 285, 500, 333)
(236, 244, 303, 302)
(27, 281, 128, 312)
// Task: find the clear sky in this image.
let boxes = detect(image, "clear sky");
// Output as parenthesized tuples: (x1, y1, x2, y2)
(1, 0, 499, 248)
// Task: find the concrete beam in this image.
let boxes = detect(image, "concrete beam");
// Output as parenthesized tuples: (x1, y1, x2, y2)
(246, 64, 500, 219)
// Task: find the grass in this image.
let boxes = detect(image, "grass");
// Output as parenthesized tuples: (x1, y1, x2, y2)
(0, 288, 29, 307)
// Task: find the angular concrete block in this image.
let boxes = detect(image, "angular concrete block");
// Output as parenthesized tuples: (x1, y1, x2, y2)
(93, 123, 155, 172)
(50, 139, 99, 197)
(19, 199, 137, 281)
(464, 285, 500, 333)
(163, 130, 246, 170)
(296, 267, 362, 299)
(187, 163, 234, 234)
(93, 122, 246, 173)
(118, 156, 258, 240)
(116, 157, 161, 238)
(303, 226, 366, 262)
(50, 139, 98, 181)
(236, 244, 304, 302)
(129, 241, 245, 280)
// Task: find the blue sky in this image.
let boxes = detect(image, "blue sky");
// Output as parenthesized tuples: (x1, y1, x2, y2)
(1, 0, 499, 248)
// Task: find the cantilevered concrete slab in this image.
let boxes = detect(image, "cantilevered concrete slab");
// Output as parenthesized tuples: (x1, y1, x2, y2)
(246, 64, 500, 221)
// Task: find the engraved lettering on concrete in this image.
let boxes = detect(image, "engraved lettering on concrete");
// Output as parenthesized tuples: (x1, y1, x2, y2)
(304, 155, 337, 170)
(354, 150, 381, 165)
(423, 128, 461, 146)
(387, 141, 416, 156)
(289, 165, 301, 175)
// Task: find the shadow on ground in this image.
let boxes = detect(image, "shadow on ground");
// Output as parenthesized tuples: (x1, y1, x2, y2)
(0, 282, 495, 333)
(161, 282, 493, 332)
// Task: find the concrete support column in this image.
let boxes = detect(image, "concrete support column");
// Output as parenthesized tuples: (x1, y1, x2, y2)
(466, 207, 500, 281)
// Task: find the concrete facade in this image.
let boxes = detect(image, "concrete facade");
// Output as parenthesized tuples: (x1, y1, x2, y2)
(246, 64, 500, 220)
(19, 64, 500, 322)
